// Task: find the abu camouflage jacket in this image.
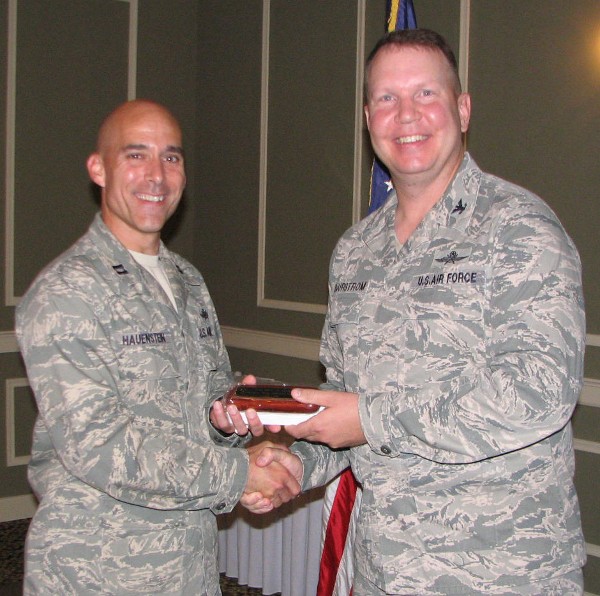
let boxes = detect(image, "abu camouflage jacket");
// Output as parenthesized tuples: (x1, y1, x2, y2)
(16, 213, 246, 595)
(293, 154, 586, 594)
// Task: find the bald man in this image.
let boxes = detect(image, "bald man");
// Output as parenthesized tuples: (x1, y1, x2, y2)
(16, 100, 299, 595)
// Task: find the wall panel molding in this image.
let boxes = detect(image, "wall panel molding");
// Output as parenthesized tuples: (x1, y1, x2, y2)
(256, 0, 365, 315)
(587, 543, 600, 560)
(5, 377, 30, 467)
(0, 330, 18, 353)
(0, 494, 36, 522)
(574, 438, 600, 456)
(351, 0, 367, 225)
(223, 325, 320, 361)
(580, 376, 600, 408)
(3, 0, 18, 306)
(458, 0, 471, 92)
(3, 0, 139, 306)
(587, 334, 600, 348)
(256, 0, 474, 315)
(126, 0, 138, 100)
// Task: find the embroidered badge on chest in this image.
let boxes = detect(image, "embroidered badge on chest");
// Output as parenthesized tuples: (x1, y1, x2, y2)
(199, 308, 213, 338)
(333, 280, 369, 293)
(433, 247, 472, 266)
(121, 332, 171, 346)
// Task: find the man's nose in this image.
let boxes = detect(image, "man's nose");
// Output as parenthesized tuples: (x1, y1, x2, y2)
(394, 97, 419, 123)
(146, 157, 165, 183)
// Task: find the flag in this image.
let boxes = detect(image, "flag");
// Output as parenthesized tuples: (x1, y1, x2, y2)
(316, 471, 362, 596)
(368, 0, 418, 214)
(387, 0, 418, 31)
(317, 3, 417, 594)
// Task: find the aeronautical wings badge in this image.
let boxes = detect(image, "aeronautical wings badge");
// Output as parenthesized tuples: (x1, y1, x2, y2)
(435, 250, 468, 265)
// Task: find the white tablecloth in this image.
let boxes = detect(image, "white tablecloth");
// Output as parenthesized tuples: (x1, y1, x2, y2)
(218, 486, 326, 595)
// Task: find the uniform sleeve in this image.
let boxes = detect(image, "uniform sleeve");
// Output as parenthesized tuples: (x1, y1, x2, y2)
(16, 278, 248, 513)
(289, 278, 353, 491)
(290, 439, 350, 492)
(359, 207, 585, 464)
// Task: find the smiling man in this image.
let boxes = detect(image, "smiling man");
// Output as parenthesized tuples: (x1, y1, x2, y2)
(363, 37, 470, 245)
(16, 100, 299, 595)
(237, 29, 587, 594)
(88, 101, 187, 253)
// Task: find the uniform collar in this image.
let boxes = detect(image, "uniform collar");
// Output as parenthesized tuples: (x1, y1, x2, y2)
(442, 152, 481, 233)
(86, 213, 187, 311)
(360, 153, 481, 260)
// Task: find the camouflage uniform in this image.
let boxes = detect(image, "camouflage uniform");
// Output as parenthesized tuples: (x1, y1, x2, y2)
(16, 213, 247, 595)
(292, 154, 586, 594)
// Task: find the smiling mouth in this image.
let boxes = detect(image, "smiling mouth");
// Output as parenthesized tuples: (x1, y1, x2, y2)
(137, 193, 165, 203)
(396, 135, 427, 144)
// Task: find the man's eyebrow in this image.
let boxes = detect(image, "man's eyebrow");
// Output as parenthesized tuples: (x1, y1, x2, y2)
(122, 143, 149, 152)
(121, 144, 184, 155)
(165, 145, 184, 155)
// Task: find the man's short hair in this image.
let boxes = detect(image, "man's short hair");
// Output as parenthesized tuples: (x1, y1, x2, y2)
(364, 28, 462, 98)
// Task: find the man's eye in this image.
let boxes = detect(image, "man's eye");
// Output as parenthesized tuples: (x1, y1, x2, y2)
(164, 155, 181, 163)
(127, 153, 143, 160)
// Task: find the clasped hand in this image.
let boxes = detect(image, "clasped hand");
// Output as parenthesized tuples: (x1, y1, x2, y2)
(238, 390, 365, 513)
(244, 441, 303, 514)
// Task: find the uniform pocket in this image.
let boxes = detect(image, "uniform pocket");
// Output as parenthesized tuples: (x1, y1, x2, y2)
(399, 270, 487, 387)
(407, 268, 485, 322)
(115, 336, 185, 421)
(117, 340, 180, 381)
(410, 458, 514, 555)
(101, 522, 185, 594)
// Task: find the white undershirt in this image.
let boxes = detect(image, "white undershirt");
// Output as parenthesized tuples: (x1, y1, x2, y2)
(129, 250, 178, 311)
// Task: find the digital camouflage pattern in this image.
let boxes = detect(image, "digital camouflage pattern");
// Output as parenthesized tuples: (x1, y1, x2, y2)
(16, 213, 247, 595)
(292, 154, 586, 594)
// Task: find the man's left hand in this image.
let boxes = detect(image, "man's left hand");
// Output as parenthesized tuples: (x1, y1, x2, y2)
(210, 374, 283, 437)
(285, 389, 366, 448)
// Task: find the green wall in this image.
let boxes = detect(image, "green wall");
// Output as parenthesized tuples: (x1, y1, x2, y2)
(1, 0, 598, 591)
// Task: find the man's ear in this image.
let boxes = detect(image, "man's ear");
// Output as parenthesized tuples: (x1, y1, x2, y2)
(86, 153, 105, 187)
(458, 93, 471, 134)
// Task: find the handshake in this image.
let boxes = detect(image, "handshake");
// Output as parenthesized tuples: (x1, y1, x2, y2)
(243, 441, 303, 514)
